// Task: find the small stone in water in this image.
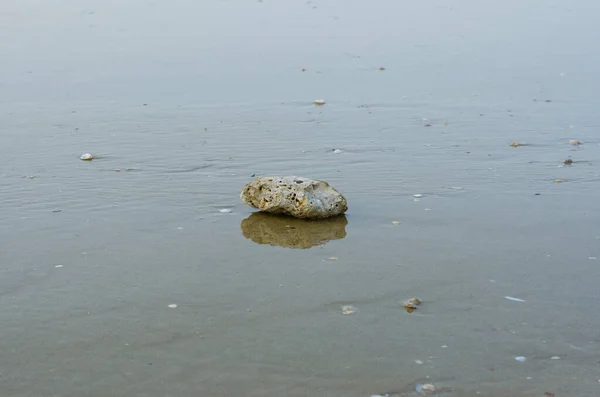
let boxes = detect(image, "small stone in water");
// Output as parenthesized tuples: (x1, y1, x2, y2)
(333, 149, 342, 154)
(314, 99, 326, 105)
(415, 360, 424, 364)
(569, 140, 581, 145)
(564, 159, 573, 165)
(219, 209, 232, 213)
(510, 142, 520, 147)
(422, 384, 436, 392)
(341, 305, 357, 315)
(392, 221, 401, 225)
(413, 194, 423, 198)
(80, 153, 93, 161)
(551, 356, 560, 360)
(515, 356, 526, 362)
(554, 179, 565, 183)
(168, 304, 178, 308)
(404, 298, 422, 312)
(328, 257, 338, 261)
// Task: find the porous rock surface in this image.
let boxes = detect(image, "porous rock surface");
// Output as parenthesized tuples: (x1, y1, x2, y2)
(240, 176, 348, 219)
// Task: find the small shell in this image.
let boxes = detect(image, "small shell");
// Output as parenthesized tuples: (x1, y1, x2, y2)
(422, 384, 436, 392)
(404, 298, 422, 312)
(80, 153, 93, 161)
(314, 99, 326, 105)
(569, 140, 581, 145)
(510, 142, 519, 147)
(341, 305, 358, 315)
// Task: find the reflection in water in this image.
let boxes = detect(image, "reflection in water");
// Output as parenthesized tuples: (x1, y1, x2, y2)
(241, 212, 347, 249)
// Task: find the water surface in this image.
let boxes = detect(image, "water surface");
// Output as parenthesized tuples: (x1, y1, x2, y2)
(1, 1, 600, 396)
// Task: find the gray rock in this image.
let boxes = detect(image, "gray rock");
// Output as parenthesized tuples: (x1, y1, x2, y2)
(240, 176, 348, 219)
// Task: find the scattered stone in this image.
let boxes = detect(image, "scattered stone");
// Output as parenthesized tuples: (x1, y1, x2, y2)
(414, 194, 423, 198)
(554, 179, 565, 183)
(416, 383, 436, 394)
(564, 159, 573, 165)
(415, 360, 424, 364)
(341, 305, 358, 315)
(332, 149, 343, 154)
(515, 356, 526, 363)
(314, 99, 326, 105)
(392, 221, 401, 225)
(328, 257, 338, 261)
(219, 208, 232, 213)
(114, 168, 121, 172)
(25, 175, 35, 179)
(379, 67, 386, 71)
(168, 304, 178, 308)
(240, 176, 347, 219)
(52, 209, 62, 213)
(551, 356, 560, 360)
(569, 140, 581, 145)
(80, 153, 93, 161)
(404, 298, 422, 312)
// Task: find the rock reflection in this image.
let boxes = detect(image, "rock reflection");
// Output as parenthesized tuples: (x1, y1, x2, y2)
(241, 212, 347, 249)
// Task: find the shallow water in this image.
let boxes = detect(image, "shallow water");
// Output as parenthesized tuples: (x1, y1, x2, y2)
(1, 1, 600, 396)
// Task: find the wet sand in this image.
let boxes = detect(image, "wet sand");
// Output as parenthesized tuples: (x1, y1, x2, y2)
(1, 1, 600, 396)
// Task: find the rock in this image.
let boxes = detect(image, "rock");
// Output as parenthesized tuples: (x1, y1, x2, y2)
(240, 176, 347, 219)
(80, 153, 93, 161)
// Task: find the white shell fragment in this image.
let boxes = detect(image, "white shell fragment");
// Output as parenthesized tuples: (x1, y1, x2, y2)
(219, 208, 233, 213)
(341, 305, 358, 315)
(80, 153, 93, 161)
(168, 304, 178, 308)
(314, 99, 326, 105)
(515, 356, 526, 362)
(505, 296, 526, 303)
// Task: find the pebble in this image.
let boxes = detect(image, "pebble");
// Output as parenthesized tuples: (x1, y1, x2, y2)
(414, 194, 423, 198)
(415, 360, 424, 364)
(341, 305, 358, 315)
(392, 221, 401, 225)
(168, 304, 178, 308)
(314, 99, 326, 105)
(422, 384, 436, 392)
(515, 356, 526, 363)
(328, 257, 338, 261)
(219, 209, 232, 213)
(80, 153, 93, 161)
(551, 356, 560, 360)
(569, 140, 581, 145)
(333, 149, 343, 154)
